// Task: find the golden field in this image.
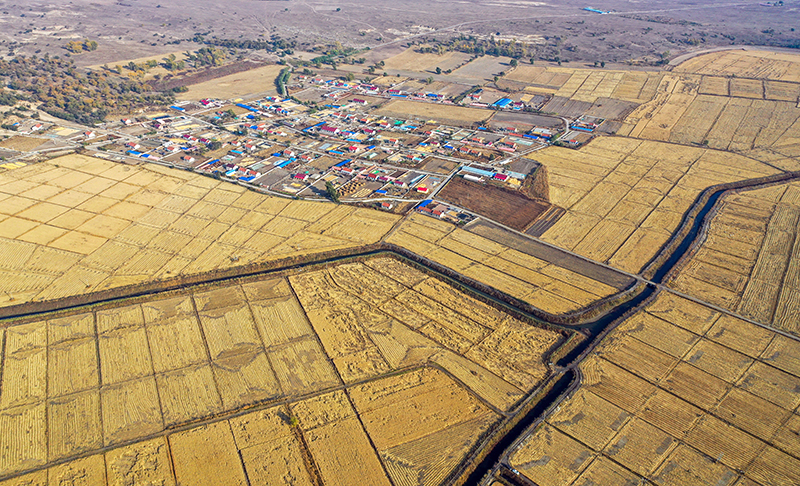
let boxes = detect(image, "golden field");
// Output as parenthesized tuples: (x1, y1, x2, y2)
(533, 137, 779, 273)
(0, 256, 568, 483)
(619, 65, 800, 165)
(386, 213, 620, 314)
(670, 182, 800, 335)
(510, 290, 800, 486)
(506, 65, 663, 104)
(0, 153, 399, 307)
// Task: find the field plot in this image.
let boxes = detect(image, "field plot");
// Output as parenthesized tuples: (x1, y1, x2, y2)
(531, 136, 778, 273)
(674, 49, 800, 83)
(374, 100, 490, 126)
(382, 48, 472, 73)
(0, 153, 400, 308)
(176, 64, 285, 100)
(0, 255, 569, 483)
(669, 182, 800, 335)
(622, 68, 800, 154)
(437, 176, 550, 231)
(0, 136, 46, 152)
(386, 213, 620, 314)
(510, 289, 800, 486)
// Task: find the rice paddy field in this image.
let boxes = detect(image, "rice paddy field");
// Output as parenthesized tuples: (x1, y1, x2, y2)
(619, 66, 800, 164)
(506, 65, 663, 104)
(0, 153, 399, 307)
(669, 182, 800, 335)
(0, 255, 570, 484)
(509, 290, 800, 486)
(386, 213, 621, 314)
(532, 137, 779, 274)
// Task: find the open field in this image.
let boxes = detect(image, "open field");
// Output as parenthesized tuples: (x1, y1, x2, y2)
(0, 153, 399, 307)
(670, 182, 800, 335)
(176, 64, 285, 101)
(437, 176, 550, 231)
(619, 68, 800, 160)
(387, 213, 621, 315)
(0, 255, 568, 482)
(674, 49, 800, 83)
(374, 100, 490, 126)
(530, 136, 780, 273)
(510, 290, 800, 486)
(382, 48, 473, 73)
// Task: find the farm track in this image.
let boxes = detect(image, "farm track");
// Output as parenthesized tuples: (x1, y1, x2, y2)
(3, 172, 800, 485)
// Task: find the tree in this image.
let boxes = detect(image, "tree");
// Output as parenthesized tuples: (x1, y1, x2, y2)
(426, 76, 433, 84)
(600, 61, 605, 68)
(509, 59, 518, 67)
(325, 181, 340, 204)
(345, 72, 355, 81)
(435, 67, 442, 75)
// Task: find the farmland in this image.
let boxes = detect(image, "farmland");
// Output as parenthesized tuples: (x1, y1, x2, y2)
(386, 213, 623, 315)
(0, 255, 570, 484)
(669, 181, 800, 335)
(532, 137, 779, 273)
(0, 153, 399, 307)
(510, 290, 800, 486)
(374, 100, 491, 126)
(437, 176, 550, 231)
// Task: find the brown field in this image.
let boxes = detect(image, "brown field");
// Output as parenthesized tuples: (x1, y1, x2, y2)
(437, 176, 550, 231)
(670, 182, 800, 335)
(509, 290, 800, 486)
(0, 136, 45, 152)
(374, 100, 490, 126)
(0, 255, 569, 483)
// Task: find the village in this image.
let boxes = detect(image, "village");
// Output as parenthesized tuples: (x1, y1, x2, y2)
(0, 70, 606, 229)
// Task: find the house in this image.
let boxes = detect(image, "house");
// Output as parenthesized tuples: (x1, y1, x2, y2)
(181, 155, 196, 163)
(319, 125, 340, 135)
(84, 131, 96, 139)
(352, 98, 368, 105)
(31, 123, 44, 132)
(293, 173, 309, 181)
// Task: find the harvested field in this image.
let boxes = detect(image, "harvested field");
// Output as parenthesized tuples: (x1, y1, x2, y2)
(374, 100, 490, 126)
(386, 214, 622, 314)
(382, 48, 472, 73)
(532, 136, 779, 273)
(0, 153, 400, 308)
(0, 254, 573, 483)
(674, 49, 800, 83)
(669, 182, 800, 335)
(437, 176, 550, 231)
(0, 136, 46, 152)
(510, 289, 800, 486)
